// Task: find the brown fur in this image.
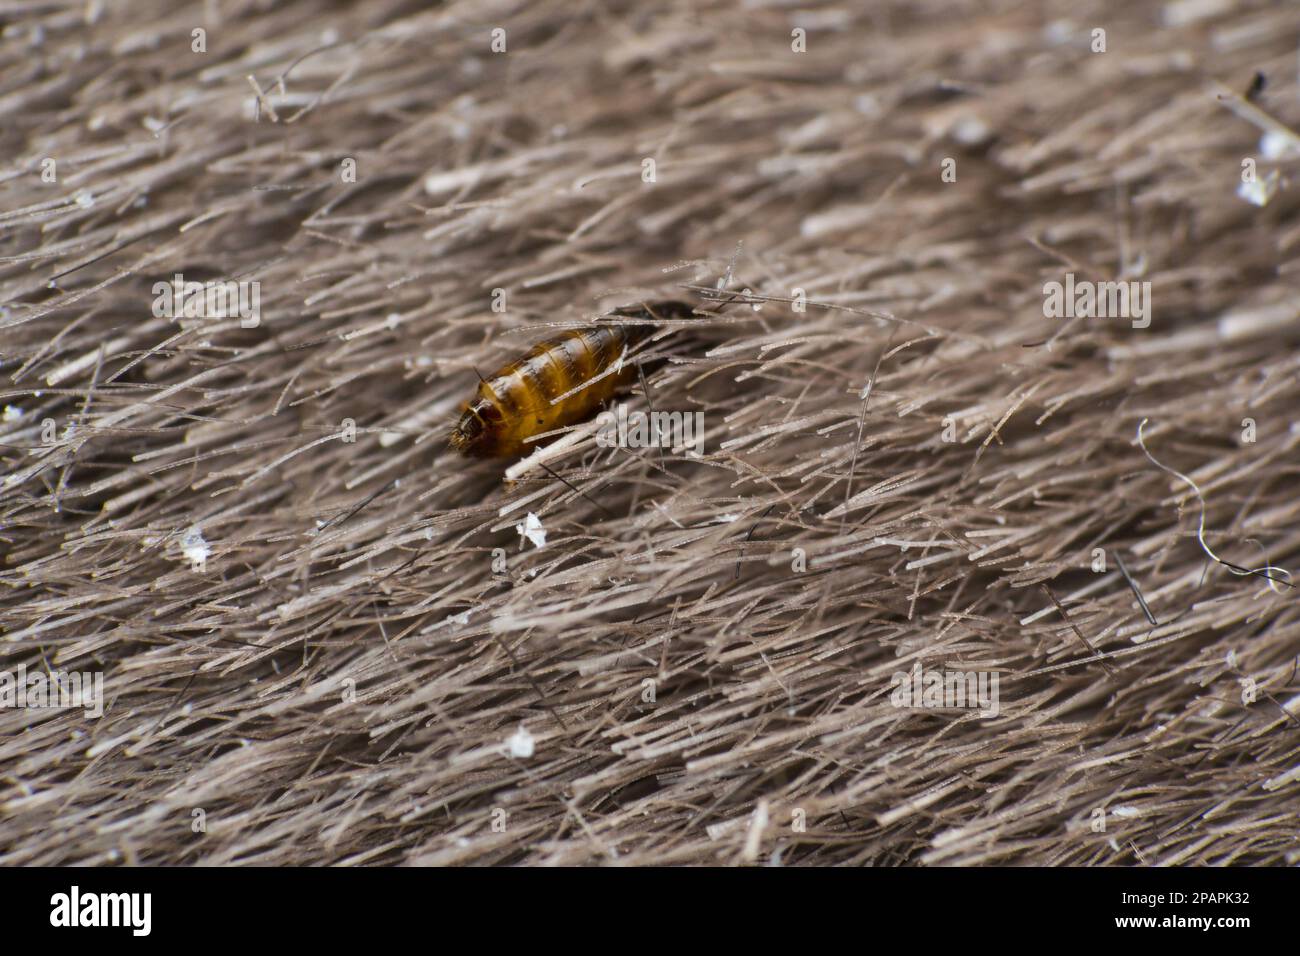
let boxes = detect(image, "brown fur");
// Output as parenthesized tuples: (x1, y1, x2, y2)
(1, 1, 1298, 866)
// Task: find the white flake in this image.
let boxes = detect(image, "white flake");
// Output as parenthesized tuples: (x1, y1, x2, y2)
(180, 528, 210, 569)
(1237, 170, 1280, 207)
(507, 725, 535, 758)
(516, 512, 547, 548)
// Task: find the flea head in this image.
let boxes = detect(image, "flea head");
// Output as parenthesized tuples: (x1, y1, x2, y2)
(449, 399, 500, 457)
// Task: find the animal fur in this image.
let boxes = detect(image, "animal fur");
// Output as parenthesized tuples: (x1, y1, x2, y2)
(1, 0, 1298, 865)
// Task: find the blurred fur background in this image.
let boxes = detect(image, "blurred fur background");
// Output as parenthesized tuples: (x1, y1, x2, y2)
(2, 0, 1299, 865)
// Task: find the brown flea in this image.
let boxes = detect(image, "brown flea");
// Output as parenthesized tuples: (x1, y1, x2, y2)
(449, 301, 697, 458)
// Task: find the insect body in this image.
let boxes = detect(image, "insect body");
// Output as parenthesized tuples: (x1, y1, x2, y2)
(449, 301, 698, 458)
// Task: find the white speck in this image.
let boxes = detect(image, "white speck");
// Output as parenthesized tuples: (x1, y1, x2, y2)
(853, 94, 882, 118)
(1237, 170, 1280, 207)
(2, 405, 22, 422)
(181, 528, 210, 568)
(386, 312, 400, 330)
(1121, 253, 1147, 278)
(507, 725, 535, 758)
(74, 190, 94, 208)
(416, 355, 433, 368)
(143, 116, 166, 133)
(516, 512, 547, 548)
(952, 115, 991, 145)
(435, 609, 470, 630)
(424, 167, 481, 194)
(1112, 806, 1140, 818)
(1259, 129, 1300, 160)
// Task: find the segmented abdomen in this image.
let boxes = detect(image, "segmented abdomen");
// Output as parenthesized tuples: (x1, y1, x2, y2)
(502, 327, 637, 441)
(450, 300, 696, 458)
